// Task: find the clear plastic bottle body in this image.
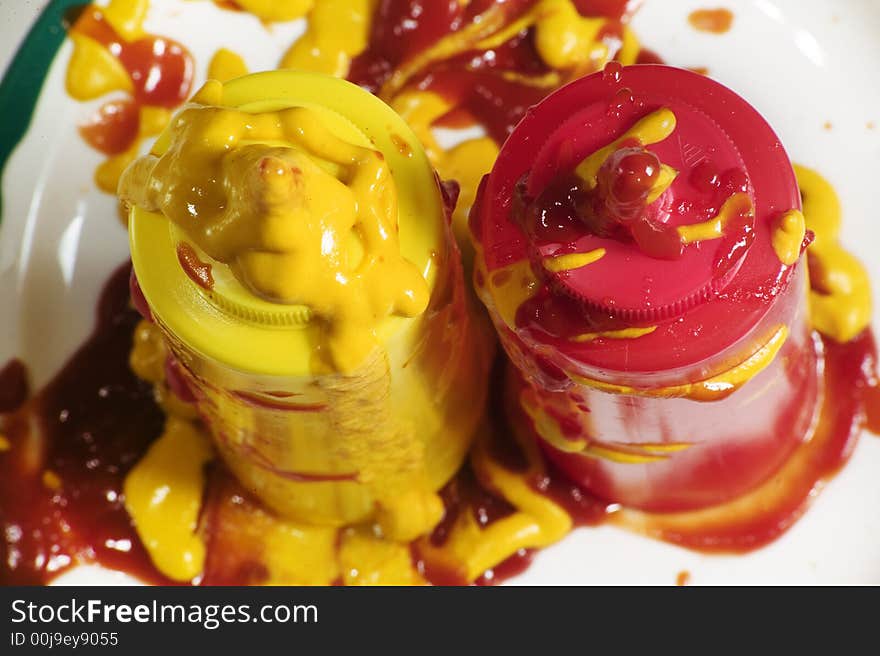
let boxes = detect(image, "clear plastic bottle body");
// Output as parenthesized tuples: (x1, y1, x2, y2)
(499, 265, 820, 511)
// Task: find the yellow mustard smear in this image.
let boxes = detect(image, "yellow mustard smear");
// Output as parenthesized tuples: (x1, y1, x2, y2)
(250, 520, 440, 585)
(532, 0, 642, 72)
(42, 470, 63, 491)
(207, 48, 248, 82)
(100, 0, 148, 40)
(129, 319, 199, 420)
(567, 325, 789, 401)
(66, 31, 132, 99)
(678, 192, 754, 244)
(119, 88, 430, 373)
(571, 326, 657, 343)
(771, 209, 807, 267)
(259, 521, 340, 585)
(543, 248, 606, 273)
(124, 417, 213, 582)
(416, 425, 572, 583)
(475, 258, 541, 331)
(337, 528, 425, 585)
(795, 164, 872, 343)
(65, 0, 147, 100)
(280, 0, 377, 77)
(532, 0, 623, 69)
(575, 107, 679, 188)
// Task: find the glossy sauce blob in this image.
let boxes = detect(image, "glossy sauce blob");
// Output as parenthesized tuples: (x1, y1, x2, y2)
(69, 5, 193, 156)
(72, 7, 193, 107)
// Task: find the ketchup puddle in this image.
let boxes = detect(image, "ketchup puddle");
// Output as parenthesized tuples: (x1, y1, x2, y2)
(0, 264, 174, 585)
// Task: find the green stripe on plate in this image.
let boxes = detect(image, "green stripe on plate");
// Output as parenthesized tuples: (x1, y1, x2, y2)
(0, 0, 83, 226)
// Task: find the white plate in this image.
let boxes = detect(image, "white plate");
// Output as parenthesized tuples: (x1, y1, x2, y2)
(2, 0, 879, 585)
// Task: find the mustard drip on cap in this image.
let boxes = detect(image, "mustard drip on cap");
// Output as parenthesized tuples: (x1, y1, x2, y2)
(122, 71, 445, 376)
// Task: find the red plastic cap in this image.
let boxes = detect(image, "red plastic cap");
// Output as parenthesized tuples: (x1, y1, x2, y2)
(530, 73, 753, 322)
(473, 64, 802, 378)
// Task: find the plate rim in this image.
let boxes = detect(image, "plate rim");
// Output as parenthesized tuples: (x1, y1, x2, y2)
(0, 0, 83, 229)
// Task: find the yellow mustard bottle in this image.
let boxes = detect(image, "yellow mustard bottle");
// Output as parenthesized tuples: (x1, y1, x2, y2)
(120, 71, 492, 540)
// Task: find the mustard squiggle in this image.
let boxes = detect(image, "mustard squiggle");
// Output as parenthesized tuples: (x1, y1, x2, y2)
(796, 164, 873, 343)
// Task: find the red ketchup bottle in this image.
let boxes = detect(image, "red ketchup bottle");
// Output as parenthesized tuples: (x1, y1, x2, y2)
(471, 64, 819, 512)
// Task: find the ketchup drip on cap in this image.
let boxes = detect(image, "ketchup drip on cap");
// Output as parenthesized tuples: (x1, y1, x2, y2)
(473, 63, 807, 386)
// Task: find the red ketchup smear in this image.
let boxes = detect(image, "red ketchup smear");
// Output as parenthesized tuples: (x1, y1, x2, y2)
(164, 356, 197, 404)
(78, 99, 141, 155)
(865, 386, 880, 435)
(176, 242, 215, 291)
(230, 391, 327, 413)
(0, 264, 174, 585)
(348, 0, 639, 144)
(129, 269, 153, 321)
(230, 439, 359, 484)
(69, 5, 194, 155)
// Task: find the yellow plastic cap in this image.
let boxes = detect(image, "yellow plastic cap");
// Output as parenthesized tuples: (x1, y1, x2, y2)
(128, 71, 445, 377)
